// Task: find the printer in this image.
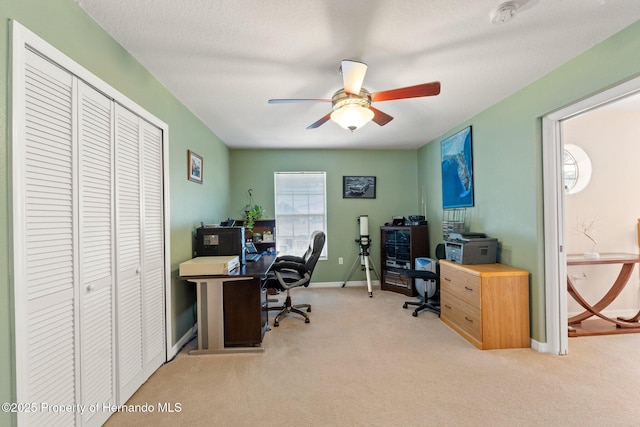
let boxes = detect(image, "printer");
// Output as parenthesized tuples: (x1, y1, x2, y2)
(444, 232, 498, 264)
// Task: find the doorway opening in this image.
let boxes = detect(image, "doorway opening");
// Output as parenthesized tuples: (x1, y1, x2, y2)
(543, 75, 640, 355)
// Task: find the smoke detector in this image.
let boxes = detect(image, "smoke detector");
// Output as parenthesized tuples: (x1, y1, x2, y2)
(491, 1, 519, 24)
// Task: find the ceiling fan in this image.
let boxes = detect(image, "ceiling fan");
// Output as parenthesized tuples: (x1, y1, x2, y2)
(268, 59, 441, 131)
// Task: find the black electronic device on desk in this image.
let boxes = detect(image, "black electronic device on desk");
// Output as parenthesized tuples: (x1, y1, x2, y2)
(387, 215, 428, 226)
(195, 226, 246, 264)
(406, 215, 428, 226)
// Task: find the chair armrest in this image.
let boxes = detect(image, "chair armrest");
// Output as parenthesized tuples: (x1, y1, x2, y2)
(271, 260, 309, 276)
(276, 255, 305, 264)
(274, 270, 311, 290)
(387, 267, 438, 281)
(270, 261, 312, 290)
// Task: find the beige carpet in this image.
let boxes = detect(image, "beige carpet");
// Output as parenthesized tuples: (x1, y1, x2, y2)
(105, 285, 640, 426)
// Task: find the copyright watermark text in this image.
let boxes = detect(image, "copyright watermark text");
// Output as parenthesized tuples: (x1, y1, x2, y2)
(2, 401, 182, 414)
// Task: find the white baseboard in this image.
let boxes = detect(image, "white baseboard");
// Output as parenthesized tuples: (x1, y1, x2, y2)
(168, 324, 197, 360)
(309, 280, 381, 288)
(530, 338, 551, 354)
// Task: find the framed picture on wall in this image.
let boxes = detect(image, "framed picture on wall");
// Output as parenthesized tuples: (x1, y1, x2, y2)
(441, 126, 473, 208)
(188, 150, 203, 184)
(343, 176, 376, 199)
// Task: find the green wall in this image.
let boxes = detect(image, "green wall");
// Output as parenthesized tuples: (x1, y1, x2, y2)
(418, 19, 640, 343)
(0, 0, 230, 421)
(229, 149, 420, 282)
(1, 1, 639, 424)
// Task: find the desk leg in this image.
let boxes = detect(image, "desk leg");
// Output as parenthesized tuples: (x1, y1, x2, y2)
(190, 278, 265, 355)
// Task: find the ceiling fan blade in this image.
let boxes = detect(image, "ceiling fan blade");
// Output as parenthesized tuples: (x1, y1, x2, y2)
(370, 81, 441, 102)
(341, 60, 368, 95)
(307, 112, 332, 129)
(268, 98, 331, 104)
(369, 106, 394, 126)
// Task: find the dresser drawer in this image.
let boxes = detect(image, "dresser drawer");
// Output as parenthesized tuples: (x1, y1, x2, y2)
(440, 264, 481, 307)
(441, 289, 482, 341)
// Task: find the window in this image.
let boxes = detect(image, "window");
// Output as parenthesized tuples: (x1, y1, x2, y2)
(563, 144, 592, 194)
(274, 172, 327, 259)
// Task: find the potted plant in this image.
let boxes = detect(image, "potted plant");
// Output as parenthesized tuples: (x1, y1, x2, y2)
(243, 189, 266, 232)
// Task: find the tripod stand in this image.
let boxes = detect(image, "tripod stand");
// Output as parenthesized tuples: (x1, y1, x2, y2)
(341, 236, 380, 297)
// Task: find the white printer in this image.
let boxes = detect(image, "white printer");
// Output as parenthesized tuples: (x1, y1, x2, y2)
(445, 232, 498, 264)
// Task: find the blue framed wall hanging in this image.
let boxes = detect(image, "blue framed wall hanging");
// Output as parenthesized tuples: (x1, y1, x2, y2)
(441, 126, 474, 208)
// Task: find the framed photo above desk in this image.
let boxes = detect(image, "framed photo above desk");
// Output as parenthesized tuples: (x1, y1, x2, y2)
(188, 150, 203, 184)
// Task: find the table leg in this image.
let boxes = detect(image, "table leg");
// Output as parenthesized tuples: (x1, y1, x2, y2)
(617, 310, 640, 324)
(567, 263, 640, 329)
(567, 262, 635, 325)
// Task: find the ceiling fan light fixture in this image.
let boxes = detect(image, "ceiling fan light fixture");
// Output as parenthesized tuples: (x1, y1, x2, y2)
(330, 88, 373, 131)
(330, 104, 374, 131)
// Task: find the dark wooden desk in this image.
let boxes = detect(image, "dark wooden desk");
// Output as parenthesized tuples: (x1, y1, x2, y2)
(179, 254, 277, 354)
(567, 253, 640, 336)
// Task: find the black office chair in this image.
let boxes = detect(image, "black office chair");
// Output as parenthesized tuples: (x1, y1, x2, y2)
(402, 243, 446, 317)
(265, 230, 326, 326)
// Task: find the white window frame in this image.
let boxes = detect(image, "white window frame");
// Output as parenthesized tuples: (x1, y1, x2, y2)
(274, 172, 328, 259)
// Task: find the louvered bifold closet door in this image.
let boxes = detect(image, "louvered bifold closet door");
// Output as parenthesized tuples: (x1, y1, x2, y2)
(20, 48, 77, 427)
(140, 120, 166, 377)
(114, 105, 145, 403)
(77, 80, 116, 427)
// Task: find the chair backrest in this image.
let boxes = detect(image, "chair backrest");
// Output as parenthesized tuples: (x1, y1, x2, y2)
(303, 230, 326, 274)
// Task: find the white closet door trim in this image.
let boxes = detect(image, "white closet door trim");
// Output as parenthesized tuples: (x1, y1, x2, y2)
(11, 20, 30, 407)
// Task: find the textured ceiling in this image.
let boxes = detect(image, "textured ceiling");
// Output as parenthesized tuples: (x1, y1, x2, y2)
(75, 0, 640, 149)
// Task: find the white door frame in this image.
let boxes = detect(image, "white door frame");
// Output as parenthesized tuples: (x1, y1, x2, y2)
(542, 76, 640, 355)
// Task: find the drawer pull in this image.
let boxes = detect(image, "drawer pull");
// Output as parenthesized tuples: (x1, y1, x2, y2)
(464, 316, 474, 323)
(464, 286, 473, 291)
(444, 277, 452, 282)
(444, 304, 452, 309)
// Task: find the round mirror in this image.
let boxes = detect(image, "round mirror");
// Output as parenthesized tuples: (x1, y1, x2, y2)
(563, 144, 592, 194)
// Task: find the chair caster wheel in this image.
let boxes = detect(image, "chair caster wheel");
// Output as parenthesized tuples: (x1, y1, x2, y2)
(307, 308, 311, 312)
(412, 312, 418, 317)
(403, 303, 408, 309)
(274, 322, 279, 327)
(305, 318, 310, 323)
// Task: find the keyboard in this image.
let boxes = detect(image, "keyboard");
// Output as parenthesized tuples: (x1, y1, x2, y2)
(246, 253, 262, 262)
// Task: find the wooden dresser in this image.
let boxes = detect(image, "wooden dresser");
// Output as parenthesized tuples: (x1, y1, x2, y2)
(439, 260, 530, 350)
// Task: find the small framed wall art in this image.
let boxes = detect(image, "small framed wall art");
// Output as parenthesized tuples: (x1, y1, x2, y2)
(188, 150, 203, 184)
(343, 176, 376, 199)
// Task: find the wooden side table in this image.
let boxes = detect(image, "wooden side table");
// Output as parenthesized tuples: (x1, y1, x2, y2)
(567, 252, 640, 336)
